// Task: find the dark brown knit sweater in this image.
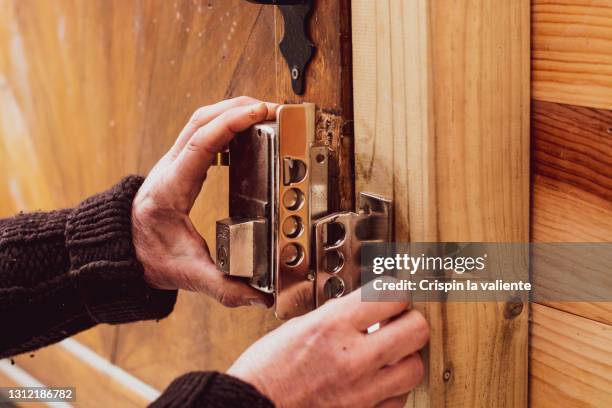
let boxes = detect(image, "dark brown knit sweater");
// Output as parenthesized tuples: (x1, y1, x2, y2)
(0, 176, 273, 408)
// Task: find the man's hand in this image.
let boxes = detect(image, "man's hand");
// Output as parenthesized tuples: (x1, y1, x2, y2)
(228, 287, 429, 408)
(132, 96, 276, 308)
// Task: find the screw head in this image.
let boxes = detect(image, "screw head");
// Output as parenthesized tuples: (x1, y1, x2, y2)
(217, 246, 228, 267)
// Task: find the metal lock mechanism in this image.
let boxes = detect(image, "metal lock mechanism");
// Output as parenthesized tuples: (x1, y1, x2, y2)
(216, 103, 392, 319)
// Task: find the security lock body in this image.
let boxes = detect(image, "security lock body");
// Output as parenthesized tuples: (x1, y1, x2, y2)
(216, 103, 392, 319)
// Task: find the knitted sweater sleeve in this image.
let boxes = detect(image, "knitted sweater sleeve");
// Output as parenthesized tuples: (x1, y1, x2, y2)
(0, 176, 177, 358)
(151, 372, 274, 408)
(0, 176, 274, 408)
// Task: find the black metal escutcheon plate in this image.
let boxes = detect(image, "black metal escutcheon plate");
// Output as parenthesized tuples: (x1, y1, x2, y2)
(246, 0, 315, 95)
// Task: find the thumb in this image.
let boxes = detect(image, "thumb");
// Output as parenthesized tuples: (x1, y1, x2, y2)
(190, 260, 274, 309)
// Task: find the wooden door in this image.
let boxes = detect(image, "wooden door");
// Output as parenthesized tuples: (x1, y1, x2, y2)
(0, 0, 353, 405)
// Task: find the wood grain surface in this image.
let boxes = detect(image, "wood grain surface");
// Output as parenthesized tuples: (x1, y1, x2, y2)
(530, 303, 612, 407)
(530, 3, 612, 404)
(0, 0, 354, 400)
(531, 100, 612, 325)
(533, 101, 612, 202)
(352, 1, 530, 407)
(532, 0, 612, 109)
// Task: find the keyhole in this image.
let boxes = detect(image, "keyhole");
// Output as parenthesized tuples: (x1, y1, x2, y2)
(283, 158, 307, 185)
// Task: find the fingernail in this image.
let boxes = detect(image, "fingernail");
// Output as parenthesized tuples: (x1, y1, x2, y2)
(249, 299, 269, 309)
(249, 102, 266, 118)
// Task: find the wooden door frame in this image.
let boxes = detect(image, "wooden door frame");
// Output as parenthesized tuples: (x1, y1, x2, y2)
(352, 1, 530, 406)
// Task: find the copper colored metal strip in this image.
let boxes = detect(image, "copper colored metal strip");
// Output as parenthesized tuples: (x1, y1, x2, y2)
(275, 104, 316, 319)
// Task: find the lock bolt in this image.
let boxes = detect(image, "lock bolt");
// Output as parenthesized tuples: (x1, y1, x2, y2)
(215, 218, 267, 278)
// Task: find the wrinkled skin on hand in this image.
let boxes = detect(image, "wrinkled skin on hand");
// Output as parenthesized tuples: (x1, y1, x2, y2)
(228, 286, 429, 408)
(132, 97, 276, 308)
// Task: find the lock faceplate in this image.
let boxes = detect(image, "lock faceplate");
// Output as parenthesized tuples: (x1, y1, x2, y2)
(275, 104, 323, 318)
(216, 103, 391, 319)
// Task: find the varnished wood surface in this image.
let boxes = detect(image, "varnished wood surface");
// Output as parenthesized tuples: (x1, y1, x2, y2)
(531, 100, 612, 324)
(532, 176, 612, 243)
(530, 4, 612, 404)
(533, 101, 612, 202)
(352, 1, 530, 407)
(529, 303, 612, 407)
(0, 0, 354, 399)
(533, 0, 612, 109)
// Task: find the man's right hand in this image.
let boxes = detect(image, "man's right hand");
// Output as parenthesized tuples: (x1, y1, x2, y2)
(227, 286, 429, 408)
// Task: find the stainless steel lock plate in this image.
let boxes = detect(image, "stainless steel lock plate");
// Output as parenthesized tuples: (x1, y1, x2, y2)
(313, 193, 392, 307)
(216, 103, 391, 319)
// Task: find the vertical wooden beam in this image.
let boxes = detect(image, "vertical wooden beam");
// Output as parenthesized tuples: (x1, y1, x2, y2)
(352, 0, 530, 406)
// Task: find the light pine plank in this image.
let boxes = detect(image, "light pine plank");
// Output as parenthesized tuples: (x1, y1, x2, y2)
(533, 0, 612, 109)
(352, 0, 435, 242)
(352, 0, 530, 406)
(530, 303, 612, 407)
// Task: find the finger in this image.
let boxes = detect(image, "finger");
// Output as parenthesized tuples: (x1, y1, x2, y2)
(375, 393, 410, 408)
(366, 309, 429, 367)
(171, 102, 273, 194)
(171, 96, 265, 157)
(370, 354, 424, 405)
(330, 281, 410, 331)
(189, 259, 274, 308)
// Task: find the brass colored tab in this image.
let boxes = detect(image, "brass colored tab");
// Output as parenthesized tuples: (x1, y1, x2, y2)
(215, 151, 230, 166)
(275, 103, 317, 319)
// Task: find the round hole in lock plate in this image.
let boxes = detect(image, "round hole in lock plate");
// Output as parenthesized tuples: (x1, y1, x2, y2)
(282, 216, 303, 238)
(281, 243, 304, 267)
(324, 250, 344, 274)
(324, 222, 346, 247)
(315, 153, 326, 164)
(283, 188, 305, 211)
(324, 276, 345, 299)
